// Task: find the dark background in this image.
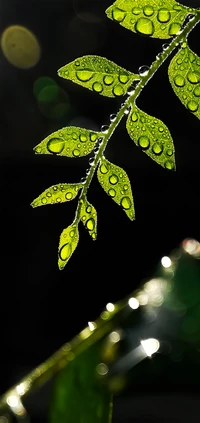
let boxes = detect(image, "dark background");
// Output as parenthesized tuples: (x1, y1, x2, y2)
(1, 0, 200, 421)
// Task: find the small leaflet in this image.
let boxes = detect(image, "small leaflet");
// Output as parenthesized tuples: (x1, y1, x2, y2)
(34, 126, 101, 158)
(58, 224, 79, 270)
(80, 199, 97, 240)
(31, 183, 81, 208)
(58, 55, 140, 98)
(49, 341, 113, 423)
(106, 0, 190, 39)
(97, 157, 135, 220)
(168, 42, 200, 120)
(126, 104, 176, 170)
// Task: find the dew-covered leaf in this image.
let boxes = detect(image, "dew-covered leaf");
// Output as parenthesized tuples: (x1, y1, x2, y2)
(80, 199, 97, 240)
(97, 157, 135, 220)
(58, 224, 79, 270)
(168, 42, 200, 120)
(31, 183, 81, 208)
(58, 55, 139, 98)
(126, 104, 175, 170)
(106, 0, 189, 39)
(50, 341, 113, 423)
(34, 126, 102, 158)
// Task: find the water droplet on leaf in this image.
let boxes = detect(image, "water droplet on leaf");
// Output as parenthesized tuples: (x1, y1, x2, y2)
(59, 243, 72, 261)
(47, 138, 65, 154)
(121, 196, 131, 210)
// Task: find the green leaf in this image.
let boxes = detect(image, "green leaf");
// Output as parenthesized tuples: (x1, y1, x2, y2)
(97, 157, 135, 220)
(58, 224, 79, 270)
(31, 183, 81, 208)
(34, 126, 102, 158)
(80, 199, 97, 240)
(168, 42, 200, 120)
(106, 0, 189, 39)
(49, 341, 113, 423)
(126, 104, 175, 170)
(58, 55, 139, 98)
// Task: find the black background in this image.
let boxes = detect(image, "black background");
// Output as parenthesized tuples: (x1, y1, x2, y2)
(1, 0, 200, 421)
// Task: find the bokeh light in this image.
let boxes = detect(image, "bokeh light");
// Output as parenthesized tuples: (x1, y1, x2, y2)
(1, 25, 41, 69)
(33, 76, 70, 120)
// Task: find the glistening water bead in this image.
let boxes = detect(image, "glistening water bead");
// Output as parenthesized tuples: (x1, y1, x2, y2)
(47, 138, 65, 154)
(59, 243, 72, 261)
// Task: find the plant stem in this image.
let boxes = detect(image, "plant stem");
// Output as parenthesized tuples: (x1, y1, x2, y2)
(75, 11, 200, 223)
(1, 10, 200, 417)
(0, 296, 128, 414)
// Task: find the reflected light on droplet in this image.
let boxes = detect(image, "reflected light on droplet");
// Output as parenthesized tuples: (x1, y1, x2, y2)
(88, 321, 96, 331)
(106, 303, 115, 312)
(182, 238, 200, 258)
(96, 363, 108, 376)
(109, 331, 120, 343)
(141, 338, 160, 357)
(128, 297, 139, 309)
(1, 25, 41, 69)
(161, 256, 172, 268)
(7, 394, 26, 416)
(16, 381, 29, 396)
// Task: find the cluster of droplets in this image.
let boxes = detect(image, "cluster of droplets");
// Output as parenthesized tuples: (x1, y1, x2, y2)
(62, 57, 138, 98)
(59, 225, 78, 264)
(32, 183, 80, 208)
(127, 109, 174, 170)
(80, 200, 97, 240)
(98, 159, 134, 220)
(35, 128, 100, 158)
(171, 43, 200, 114)
(110, 3, 190, 38)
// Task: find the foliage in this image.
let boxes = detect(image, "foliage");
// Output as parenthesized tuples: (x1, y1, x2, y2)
(32, 1, 200, 273)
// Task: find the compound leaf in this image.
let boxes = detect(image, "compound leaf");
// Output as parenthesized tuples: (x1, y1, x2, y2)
(126, 104, 175, 170)
(50, 341, 113, 423)
(106, 0, 190, 39)
(34, 126, 102, 158)
(58, 55, 139, 98)
(168, 42, 200, 120)
(80, 199, 97, 240)
(58, 224, 79, 270)
(97, 157, 135, 220)
(31, 183, 81, 208)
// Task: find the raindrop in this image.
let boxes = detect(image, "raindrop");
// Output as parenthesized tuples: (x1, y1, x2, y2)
(187, 71, 200, 84)
(143, 6, 154, 16)
(152, 143, 163, 155)
(187, 100, 198, 112)
(109, 174, 119, 185)
(59, 243, 72, 261)
(89, 157, 95, 165)
(90, 133, 98, 142)
(174, 75, 185, 87)
(138, 135, 150, 149)
(80, 177, 86, 183)
(162, 43, 169, 51)
(76, 70, 94, 82)
(79, 134, 87, 142)
(135, 18, 154, 36)
(165, 160, 174, 170)
(86, 205, 92, 213)
(112, 85, 125, 96)
(132, 7, 141, 15)
(119, 73, 129, 84)
(47, 138, 65, 154)
(194, 86, 200, 97)
(139, 65, 149, 76)
(121, 196, 131, 210)
(100, 163, 108, 174)
(93, 82, 103, 93)
(42, 197, 47, 204)
(108, 188, 116, 197)
(65, 192, 73, 200)
(157, 8, 171, 23)
(168, 23, 181, 36)
(103, 75, 114, 85)
(86, 218, 95, 231)
(101, 125, 109, 133)
(73, 148, 80, 157)
(110, 114, 117, 122)
(131, 112, 138, 122)
(112, 7, 126, 22)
